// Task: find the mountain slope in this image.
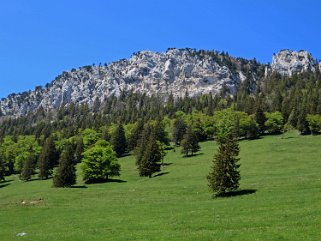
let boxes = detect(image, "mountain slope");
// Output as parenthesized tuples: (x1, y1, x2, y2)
(0, 48, 318, 117)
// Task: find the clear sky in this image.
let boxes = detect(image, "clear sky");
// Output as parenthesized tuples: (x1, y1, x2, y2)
(0, 0, 320, 98)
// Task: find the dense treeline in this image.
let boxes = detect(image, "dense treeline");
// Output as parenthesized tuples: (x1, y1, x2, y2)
(1, 70, 321, 183)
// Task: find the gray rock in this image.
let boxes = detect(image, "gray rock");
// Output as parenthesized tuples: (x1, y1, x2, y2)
(271, 49, 315, 76)
(0, 48, 318, 117)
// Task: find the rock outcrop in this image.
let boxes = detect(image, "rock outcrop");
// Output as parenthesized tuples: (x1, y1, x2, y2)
(271, 49, 315, 76)
(0, 49, 245, 116)
(0, 48, 319, 117)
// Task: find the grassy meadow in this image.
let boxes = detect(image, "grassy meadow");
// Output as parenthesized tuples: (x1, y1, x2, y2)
(1, 131, 321, 240)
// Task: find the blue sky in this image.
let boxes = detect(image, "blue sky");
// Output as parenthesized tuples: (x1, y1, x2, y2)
(0, 0, 320, 98)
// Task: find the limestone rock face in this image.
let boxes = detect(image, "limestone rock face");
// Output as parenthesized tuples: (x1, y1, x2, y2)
(0, 49, 243, 116)
(0, 48, 319, 117)
(271, 49, 315, 76)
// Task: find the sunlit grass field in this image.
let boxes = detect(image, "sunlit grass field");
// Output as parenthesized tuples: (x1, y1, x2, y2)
(1, 131, 321, 240)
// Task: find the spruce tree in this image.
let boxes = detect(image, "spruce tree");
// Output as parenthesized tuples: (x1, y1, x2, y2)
(128, 119, 144, 151)
(138, 132, 163, 178)
(74, 137, 84, 163)
(111, 124, 127, 157)
(297, 110, 310, 135)
(0, 156, 5, 181)
(38, 136, 59, 180)
(207, 133, 241, 196)
(53, 143, 76, 187)
(20, 155, 36, 181)
(172, 118, 187, 145)
(135, 124, 152, 168)
(255, 107, 267, 134)
(181, 126, 200, 156)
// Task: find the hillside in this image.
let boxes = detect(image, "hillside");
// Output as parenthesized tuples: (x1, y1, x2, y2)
(1, 132, 321, 240)
(0, 48, 320, 117)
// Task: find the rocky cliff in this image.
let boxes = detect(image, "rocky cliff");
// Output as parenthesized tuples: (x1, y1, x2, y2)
(0, 48, 319, 117)
(271, 49, 316, 76)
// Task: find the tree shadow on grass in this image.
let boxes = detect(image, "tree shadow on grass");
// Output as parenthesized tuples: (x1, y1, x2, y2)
(153, 172, 169, 178)
(85, 179, 127, 184)
(0, 179, 13, 184)
(183, 152, 204, 158)
(162, 162, 173, 166)
(215, 189, 257, 198)
(71, 185, 88, 189)
(0, 183, 10, 188)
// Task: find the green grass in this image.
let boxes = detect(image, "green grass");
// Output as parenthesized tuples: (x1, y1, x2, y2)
(2, 131, 321, 240)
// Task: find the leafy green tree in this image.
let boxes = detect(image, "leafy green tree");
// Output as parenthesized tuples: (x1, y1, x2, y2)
(207, 133, 241, 195)
(81, 140, 120, 183)
(81, 128, 101, 149)
(111, 124, 127, 157)
(306, 114, 321, 134)
(53, 143, 76, 187)
(181, 126, 200, 156)
(265, 112, 284, 134)
(138, 132, 164, 178)
(0, 136, 16, 175)
(213, 108, 238, 140)
(38, 136, 59, 180)
(14, 136, 41, 175)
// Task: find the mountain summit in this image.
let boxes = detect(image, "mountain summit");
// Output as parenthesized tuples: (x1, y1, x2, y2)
(0, 48, 319, 117)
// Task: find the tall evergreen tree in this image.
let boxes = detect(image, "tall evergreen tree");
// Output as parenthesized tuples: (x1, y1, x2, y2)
(138, 132, 164, 178)
(207, 133, 241, 195)
(20, 155, 36, 181)
(53, 143, 76, 187)
(128, 119, 144, 151)
(74, 137, 84, 163)
(154, 119, 170, 145)
(297, 110, 311, 135)
(181, 126, 200, 156)
(0, 156, 5, 181)
(255, 107, 267, 134)
(38, 136, 59, 180)
(111, 124, 127, 157)
(135, 124, 152, 166)
(172, 118, 187, 145)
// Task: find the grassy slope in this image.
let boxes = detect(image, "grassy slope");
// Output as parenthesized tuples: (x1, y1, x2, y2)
(1, 131, 321, 241)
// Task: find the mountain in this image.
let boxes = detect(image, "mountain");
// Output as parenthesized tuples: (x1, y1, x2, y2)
(0, 48, 319, 117)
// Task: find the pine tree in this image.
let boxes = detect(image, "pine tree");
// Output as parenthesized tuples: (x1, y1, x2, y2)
(255, 107, 267, 134)
(246, 119, 259, 140)
(111, 124, 127, 157)
(135, 124, 152, 166)
(74, 137, 84, 163)
(128, 119, 144, 151)
(53, 143, 76, 187)
(38, 136, 59, 180)
(297, 110, 310, 135)
(154, 119, 170, 145)
(20, 155, 36, 181)
(138, 132, 164, 178)
(207, 133, 241, 196)
(0, 156, 5, 181)
(172, 118, 187, 145)
(181, 126, 200, 156)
